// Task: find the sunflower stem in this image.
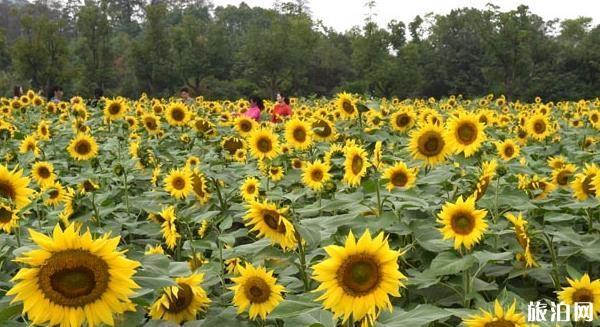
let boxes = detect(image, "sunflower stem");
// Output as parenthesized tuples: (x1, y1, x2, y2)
(541, 232, 561, 289)
(15, 225, 21, 247)
(375, 179, 382, 216)
(91, 191, 101, 228)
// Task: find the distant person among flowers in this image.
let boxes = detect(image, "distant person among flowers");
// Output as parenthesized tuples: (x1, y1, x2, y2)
(245, 95, 264, 121)
(271, 93, 292, 123)
(49, 86, 63, 103)
(179, 87, 194, 106)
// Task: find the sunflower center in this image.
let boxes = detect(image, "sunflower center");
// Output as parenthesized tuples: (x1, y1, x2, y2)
(257, 137, 272, 153)
(172, 177, 186, 190)
(38, 250, 109, 307)
(240, 121, 252, 132)
(49, 189, 60, 200)
(391, 171, 408, 187)
(164, 284, 194, 313)
(573, 288, 594, 303)
(342, 101, 354, 114)
(337, 254, 380, 296)
(41, 126, 48, 135)
(244, 276, 271, 304)
(533, 120, 546, 134)
(262, 210, 286, 233)
(75, 140, 91, 155)
(108, 103, 121, 115)
(145, 118, 158, 130)
(171, 108, 185, 121)
(556, 170, 570, 186)
(418, 131, 444, 156)
(311, 169, 324, 182)
(456, 122, 477, 144)
(351, 155, 363, 175)
(450, 212, 475, 235)
(26, 142, 36, 151)
(0, 206, 13, 223)
(37, 166, 51, 179)
(246, 185, 256, 194)
(518, 129, 527, 139)
(484, 319, 515, 327)
(293, 127, 306, 142)
(313, 120, 332, 137)
(591, 114, 598, 123)
(396, 114, 410, 127)
(582, 174, 596, 196)
(504, 145, 514, 158)
(0, 180, 16, 201)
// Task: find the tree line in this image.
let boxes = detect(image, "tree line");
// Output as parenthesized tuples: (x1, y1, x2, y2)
(0, 0, 598, 101)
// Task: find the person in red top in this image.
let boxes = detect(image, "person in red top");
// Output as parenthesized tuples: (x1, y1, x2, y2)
(271, 93, 292, 123)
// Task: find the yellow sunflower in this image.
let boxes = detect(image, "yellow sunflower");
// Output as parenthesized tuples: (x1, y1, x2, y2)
(0, 203, 19, 233)
(103, 98, 128, 122)
(248, 127, 280, 160)
(311, 118, 337, 141)
(302, 159, 332, 192)
(312, 230, 407, 324)
(505, 212, 537, 268)
(382, 162, 418, 191)
(463, 300, 527, 327)
(164, 168, 194, 200)
(444, 112, 486, 157)
(142, 113, 162, 134)
(42, 181, 67, 207)
(547, 155, 567, 169)
(472, 160, 497, 201)
(551, 163, 577, 188)
(526, 113, 553, 141)
(285, 118, 313, 150)
(437, 196, 488, 250)
(390, 109, 417, 133)
(165, 102, 191, 126)
(6, 223, 140, 327)
(234, 116, 257, 137)
(159, 205, 180, 249)
(67, 134, 99, 161)
(495, 139, 520, 161)
(230, 263, 284, 320)
(240, 176, 260, 202)
(243, 200, 297, 251)
(36, 120, 51, 141)
(149, 273, 211, 324)
(191, 168, 210, 204)
(557, 273, 600, 317)
(31, 161, 56, 187)
(336, 92, 357, 119)
(19, 134, 39, 156)
(343, 145, 371, 187)
(409, 122, 449, 165)
(0, 164, 33, 210)
(268, 166, 284, 182)
(571, 163, 598, 201)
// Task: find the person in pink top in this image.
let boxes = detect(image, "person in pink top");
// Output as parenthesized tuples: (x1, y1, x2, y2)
(244, 96, 264, 121)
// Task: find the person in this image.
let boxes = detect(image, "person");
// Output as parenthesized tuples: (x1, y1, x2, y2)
(13, 86, 23, 99)
(49, 86, 63, 103)
(180, 87, 194, 106)
(244, 95, 264, 121)
(88, 87, 104, 107)
(271, 93, 292, 123)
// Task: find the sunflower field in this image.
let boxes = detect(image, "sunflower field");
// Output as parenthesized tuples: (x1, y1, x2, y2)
(0, 91, 599, 327)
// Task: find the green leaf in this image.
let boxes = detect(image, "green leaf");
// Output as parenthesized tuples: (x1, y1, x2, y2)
(377, 304, 451, 326)
(0, 303, 23, 323)
(269, 295, 321, 319)
(133, 276, 175, 289)
(427, 252, 476, 276)
(473, 251, 513, 266)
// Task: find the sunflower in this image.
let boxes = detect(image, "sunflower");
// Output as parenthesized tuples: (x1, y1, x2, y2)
(589, 109, 600, 129)
(557, 274, 600, 317)
(164, 168, 193, 200)
(285, 118, 313, 150)
(67, 134, 99, 161)
(230, 263, 284, 320)
(19, 134, 39, 156)
(103, 98, 127, 122)
(225, 258, 243, 275)
(37, 120, 51, 141)
(551, 163, 577, 188)
(495, 139, 520, 161)
(248, 127, 280, 160)
(312, 230, 407, 324)
(526, 113, 553, 141)
(382, 162, 418, 191)
(268, 166, 284, 182)
(149, 273, 211, 324)
(142, 113, 162, 134)
(31, 161, 55, 187)
(221, 136, 245, 156)
(234, 116, 256, 137)
(343, 145, 371, 187)
(233, 148, 247, 163)
(390, 108, 416, 133)
(505, 212, 537, 268)
(197, 220, 210, 238)
(437, 196, 488, 250)
(240, 176, 260, 202)
(186, 155, 201, 168)
(445, 112, 486, 157)
(472, 160, 497, 201)
(191, 168, 210, 204)
(6, 223, 140, 327)
(571, 163, 598, 201)
(547, 155, 567, 169)
(243, 200, 297, 251)
(0, 203, 19, 233)
(42, 181, 66, 207)
(125, 116, 138, 130)
(463, 300, 527, 327)
(302, 159, 332, 192)
(409, 122, 449, 165)
(311, 118, 336, 141)
(372, 140, 384, 170)
(0, 164, 33, 210)
(159, 205, 180, 249)
(336, 92, 357, 119)
(166, 102, 191, 126)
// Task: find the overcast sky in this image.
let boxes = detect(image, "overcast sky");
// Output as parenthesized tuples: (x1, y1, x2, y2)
(211, 0, 600, 32)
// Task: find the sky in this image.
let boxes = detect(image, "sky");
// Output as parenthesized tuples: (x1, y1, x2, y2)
(211, 0, 600, 32)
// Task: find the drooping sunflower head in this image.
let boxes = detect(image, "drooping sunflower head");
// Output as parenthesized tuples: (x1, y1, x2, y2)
(551, 163, 577, 188)
(382, 162, 418, 191)
(164, 168, 193, 200)
(221, 136, 245, 156)
(495, 139, 520, 161)
(243, 200, 296, 251)
(248, 128, 280, 160)
(149, 273, 211, 324)
(302, 159, 331, 192)
(311, 118, 336, 141)
(557, 273, 600, 315)
(312, 230, 407, 324)
(285, 118, 312, 150)
(0, 202, 19, 233)
(505, 212, 537, 268)
(67, 134, 99, 161)
(230, 263, 285, 320)
(240, 176, 260, 202)
(409, 122, 449, 165)
(191, 168, 210, 204)
(571, 163, 598, 201)
(0, 164, 33, 210)
(166, 102, 191, 126)
(6, 223, 140, 327)
(437, 196, 488, 250)
(445, 112, 486, 157)
(463, 300, 527, 327)
(335, 92, 357, 119)
(342, 145, 371, 187)
(31, 161, 55, 187)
